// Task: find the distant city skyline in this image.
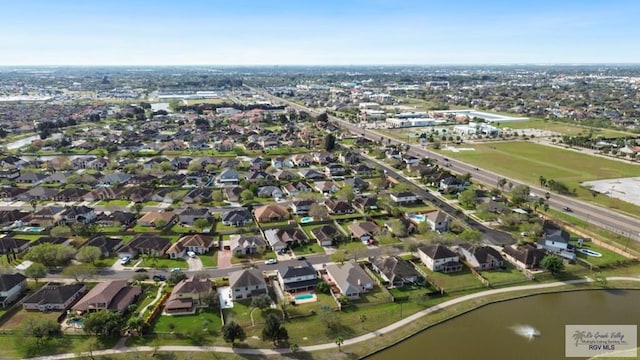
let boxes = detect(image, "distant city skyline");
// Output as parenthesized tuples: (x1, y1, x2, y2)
(2, 0, 639, 66)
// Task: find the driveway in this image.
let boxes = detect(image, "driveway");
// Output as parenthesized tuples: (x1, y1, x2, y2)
(217, 249, 233, 269)
(186, 256, 203, 271)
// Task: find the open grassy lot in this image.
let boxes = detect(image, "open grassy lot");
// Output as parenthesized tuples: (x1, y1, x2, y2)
(139, 257, 188, 269)
(418, 264, 484, 292)
(221, 300, 253, 327)
(0, 309, 62, 330)
(152, 309, 222, 333)
(498, 118, 635, 138)
(198, 252, 218, 268)
(440, 141, 640, 215)
(478, 262, 529, 285)
(293, 242, 325, 255)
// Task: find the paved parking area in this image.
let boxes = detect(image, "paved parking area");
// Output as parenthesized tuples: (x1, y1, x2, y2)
(217, 249, 232, 269)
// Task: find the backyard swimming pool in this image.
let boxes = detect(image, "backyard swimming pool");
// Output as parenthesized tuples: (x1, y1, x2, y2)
(20, 226, 45, 233)
(578, 248, 603, 257)
(300, 217, 314, 223)
(295, 293, 314, 301)
(408, 214, 426, 222)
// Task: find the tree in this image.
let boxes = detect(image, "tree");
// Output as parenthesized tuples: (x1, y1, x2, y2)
(194, 218, 211, 232)
(76, 246, 102, 265)
(49, 225, 72, 238)
(83, 310, 123, 337)
(132, 273, 149, 283)
(262, 313, 289, 346)
(25, 243, 76, 267)
(459, 229, 483, 243)
(154, 219, 168, 230)
(168, 270, 187, 285)
(62, 263, 98, 283)
(511, 184, 531, 205)
(539, 175, 547, 187)
(497, 178, 507, 190)
(458, 188, 478, 209)
(403, 238, 419, 254)
(388, 219, 408, 238)
(250, 294, 272, 310)
(289, 343, 299, 353)
(126, 317, 147, 335)
(335, 184, 355, 204)
(24, 262, 47, 283)
(541, 255, 564, 274)
(335, 336, 344, 352)
(324, 133, 336, 151)
(222, 321, 246, 346)
(308, 203, 329, 220)
(320, 304, 339, 329)
(132, 203, 144, 215)
(329, 249, 349, 264)
(20, 316, 60, 347)
(240, 189, 254, 202)
(71, 222, 97, 237)
(316, 281, 331, 294)
(202, 291, 221, 310)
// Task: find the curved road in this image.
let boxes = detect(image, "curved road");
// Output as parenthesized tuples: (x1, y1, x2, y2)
(256, 89, 640, 244)
(27, 276, 640, 360)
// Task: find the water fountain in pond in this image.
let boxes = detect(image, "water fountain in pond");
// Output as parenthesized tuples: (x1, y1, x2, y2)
(510, 325, 541, 340)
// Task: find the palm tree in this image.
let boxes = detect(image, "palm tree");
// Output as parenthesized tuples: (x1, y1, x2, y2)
(497, 178, 507, 190)
(335, 336, 344, 352)
(539, 175, 547, 187)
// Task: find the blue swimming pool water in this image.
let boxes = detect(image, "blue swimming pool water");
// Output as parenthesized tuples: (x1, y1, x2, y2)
(300, 217, 314, 223)
(409, 214, 426, 222)
(21, 226, 45, 233)
(295, 293, 314, 301)
(68, 319, 84, 326)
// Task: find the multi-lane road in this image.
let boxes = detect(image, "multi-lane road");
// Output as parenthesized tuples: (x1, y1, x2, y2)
(256, 88, 640, 244)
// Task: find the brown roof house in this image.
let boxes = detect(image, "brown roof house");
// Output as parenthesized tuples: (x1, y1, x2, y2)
(418, 244, 463, 273)
(325, 261, 374, 300)
(72, 280, 141, 314)
(228, 268, 268, 301)
(117, 234, 172, 259)
(253, 204, 289, 223)
(166, 234, 215, 259)
(164, 276, 213, 315)
(23, 283, 86, 312)
(347, 221, 379, 245)
(137, 211, 176, 227)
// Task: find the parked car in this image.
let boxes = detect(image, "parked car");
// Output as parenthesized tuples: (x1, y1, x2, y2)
(134, 268, 147, 272)
(120, 256, 130, 265)
(152, 274, 166, 281)
(297, 256, 306, 261)
(562, 206, 572, 212)
(264, 258, 278, 265)
(170, 268, 182, 272)
(187, 251, 196, 258)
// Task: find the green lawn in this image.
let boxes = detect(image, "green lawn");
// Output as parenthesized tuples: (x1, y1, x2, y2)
(94, 256, 118, 268)
(440, 142, 640, 215)
(221, 300, 253, 327)
(140, 257, 188, 269)
(478, 262, 529, 285)
(97, 225, 124, 233)
(572, 240, 630, 268)
(97, 199, 132, 207)
(153, 309, 222, 333)
(132, 284, 161, 318)
(498, 118, 635, 138)
(293, 242, 325, 255)
(418, 264, 484, 292)
(198, 252, 218, 268)
(11, 234, 43, 241)
(388, 283, 436, 299)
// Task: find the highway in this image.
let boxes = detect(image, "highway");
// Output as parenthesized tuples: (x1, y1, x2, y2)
(255, 88, 640, 244)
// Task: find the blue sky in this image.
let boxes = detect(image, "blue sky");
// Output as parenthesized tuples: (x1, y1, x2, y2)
(2, 0, 639, 65)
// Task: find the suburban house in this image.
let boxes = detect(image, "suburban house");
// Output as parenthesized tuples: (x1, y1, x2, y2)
(289, 199, 315, 216)
(324, 261, 374, 300)
(264, 228, 308, 251)
(282, 181, 312, 197)
(229, 234, 267, 256)
(314, 180, 340, 194)
(502, 244, 547, 269)
(418, 244, 463, 273)
(117, 234, 172, 259)
(223, 187, 243, 202)
(299, 169, 325, 181)
(347, 221, 379, 244)
(59, 205, 97, 224)
(257, 186, 283, 199)
(311, 224, 344, 246)
(253, 204, 289, 223)
(83, 187, 118, 202)
(425, 210, 451, 232)
(277, 265, 317, 293)
(324, 199, 355, 215)
(0, 273, 28, 307)
(221, 209, 253, 226)
(166, 234, 215, 259)
(325, 163, 347, 177)
(137, 211, 176, 227)
(216, 168, 240, 187)
(71, 280, 141, 314)
(353, 196, 378, 211)
(183, 188, 213, 204)
(457, 244, 505, 270)
(23, 283, 86, 312)
(164, 277, 213, 315)
(95, 211, 136, 228)
(538, 228, 575, 261)
(274, 169, 298, 181)
(439, 177, 465, 193)
(271, 157, 295, 169)
(352, 164, 374, 176)
(0, 237, 30, 254)
(390, 191, 419, 205)
(178, 207, 212, 226)
(82, 236, 123, 258)
(371, 256, 422, 288)
(54, 188, 89, 202)
(228, 268, 268, 300)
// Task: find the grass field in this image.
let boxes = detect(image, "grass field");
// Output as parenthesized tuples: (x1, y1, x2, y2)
(479, 263, 529, 285)
(0, 309, 62, 330)
(418, 265, 484, 292)
(498, 118, 635, 138)
(153, 309, 222, 333)
(440, 142, 640, 215)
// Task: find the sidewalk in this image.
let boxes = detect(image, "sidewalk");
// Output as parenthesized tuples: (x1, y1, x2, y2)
(26, 276, 640, 359)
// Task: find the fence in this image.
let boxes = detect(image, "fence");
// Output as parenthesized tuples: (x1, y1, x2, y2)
(145, 292, 170, 325)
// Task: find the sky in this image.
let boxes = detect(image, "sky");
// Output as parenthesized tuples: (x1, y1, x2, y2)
(1, 0, 639, 66)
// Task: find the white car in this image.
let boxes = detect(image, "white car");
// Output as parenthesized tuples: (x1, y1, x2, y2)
(264, 259, 278, 265)
(187, 251, 196, 258)
(120, 256, 130, 265)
